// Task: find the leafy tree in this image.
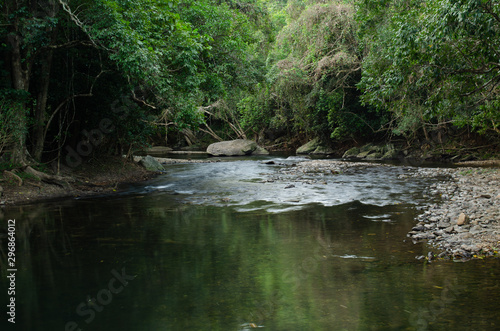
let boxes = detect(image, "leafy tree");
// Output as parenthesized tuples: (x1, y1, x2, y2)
(248, 1, 377, 142)
(175, 0, 272, 140)
(357, 0, 500, 139)
(1, 0, 207, 163)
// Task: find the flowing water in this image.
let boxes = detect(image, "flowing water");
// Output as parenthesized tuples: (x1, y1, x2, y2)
(1, 156, 499, 330)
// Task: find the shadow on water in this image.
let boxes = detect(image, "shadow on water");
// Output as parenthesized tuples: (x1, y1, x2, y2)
(1, 159, 500, 330)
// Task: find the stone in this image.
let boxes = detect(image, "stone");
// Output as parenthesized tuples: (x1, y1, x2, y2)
(444, 226, 455, 234)
(310, 146, 334, 155)
(342, 147, 360, 159)
(138, 155, 165, 172)
(381, 149, 399, 160)
(437, 221, 449, 229)
(253, 145, 270, 155)
(366, 152, 383, 159)
(296, 139, 321, 155)
(470, 225, 484, 235)
(356, 151, 372, 159)
(457, 213, 470, 226)
(207, 139, 267, 156)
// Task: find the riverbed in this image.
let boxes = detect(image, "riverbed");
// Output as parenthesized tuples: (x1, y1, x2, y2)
(1, 156, 499, 330)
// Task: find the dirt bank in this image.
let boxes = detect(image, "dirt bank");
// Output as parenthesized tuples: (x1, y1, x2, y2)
(0, 157, 156, 206)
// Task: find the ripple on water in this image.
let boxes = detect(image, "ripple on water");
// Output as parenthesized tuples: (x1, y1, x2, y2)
(138, 159, 436, 212)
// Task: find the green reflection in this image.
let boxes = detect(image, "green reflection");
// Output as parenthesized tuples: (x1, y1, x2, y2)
(0, 197, 499, 330)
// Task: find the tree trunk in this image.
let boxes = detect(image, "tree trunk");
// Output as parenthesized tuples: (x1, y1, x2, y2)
(8, 25, 31, 165)
(5, 0, 60, 165)
(32, 2, 59, 162)
(32, 49, 54, 162)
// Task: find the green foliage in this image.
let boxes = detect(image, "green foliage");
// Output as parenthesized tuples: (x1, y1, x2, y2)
(0, 90, 29, 155)
(4, 0, 498, 163)
(237, 85, 274, 134)
(357, 0, 500, 138)
(257, 1, 376, 140)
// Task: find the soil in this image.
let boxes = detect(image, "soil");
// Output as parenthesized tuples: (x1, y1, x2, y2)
(0, 157, 156, 205)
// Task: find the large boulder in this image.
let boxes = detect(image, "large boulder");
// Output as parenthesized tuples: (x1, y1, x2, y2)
(207, 139, 268, 156)
(139, 155, 165, 171)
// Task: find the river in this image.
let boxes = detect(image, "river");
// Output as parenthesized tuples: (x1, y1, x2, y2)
(1, 156, 499, 330)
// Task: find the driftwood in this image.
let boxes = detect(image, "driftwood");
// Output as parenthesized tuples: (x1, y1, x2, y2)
(23, 166, 74, 189)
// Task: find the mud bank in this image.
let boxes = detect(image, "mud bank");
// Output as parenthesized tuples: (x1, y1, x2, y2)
(1, 157, 155, 205)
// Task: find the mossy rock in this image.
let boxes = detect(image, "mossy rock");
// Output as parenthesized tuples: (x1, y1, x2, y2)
(207, 139, 268, 156)
(311, 146, 334, 155)
(296, 139, 322, 154)
(139, 155, 165, 171)
(357, 151, 372, 159)
(359, 144, 375, 153)
(381, 149, 399, 160)
(342, 147, 360, 159)
(366, 152, 384, 159)
(254, 146, 270, 155)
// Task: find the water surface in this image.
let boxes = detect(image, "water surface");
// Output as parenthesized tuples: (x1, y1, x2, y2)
(1, 158, 499, 330)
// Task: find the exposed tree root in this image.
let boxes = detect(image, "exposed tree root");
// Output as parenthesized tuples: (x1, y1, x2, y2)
(3, 170, 23, 187)
(23, 166, 74, 190)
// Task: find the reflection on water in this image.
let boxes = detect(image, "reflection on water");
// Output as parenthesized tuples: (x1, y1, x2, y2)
(1, 160, 500, 330)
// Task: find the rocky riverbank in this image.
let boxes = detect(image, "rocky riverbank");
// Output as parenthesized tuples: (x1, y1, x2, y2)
(405, 166, 500, 260)
(262, 158, 500, 261)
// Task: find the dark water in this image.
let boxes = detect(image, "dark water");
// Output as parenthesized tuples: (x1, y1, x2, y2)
(1, 158, 499, 330)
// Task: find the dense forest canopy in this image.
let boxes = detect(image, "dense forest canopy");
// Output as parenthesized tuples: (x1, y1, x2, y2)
(1, 0, 499, 169)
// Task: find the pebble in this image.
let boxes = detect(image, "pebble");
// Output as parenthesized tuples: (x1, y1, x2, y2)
(406, 167, 500, 259)
(257, 159, 499, 260)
